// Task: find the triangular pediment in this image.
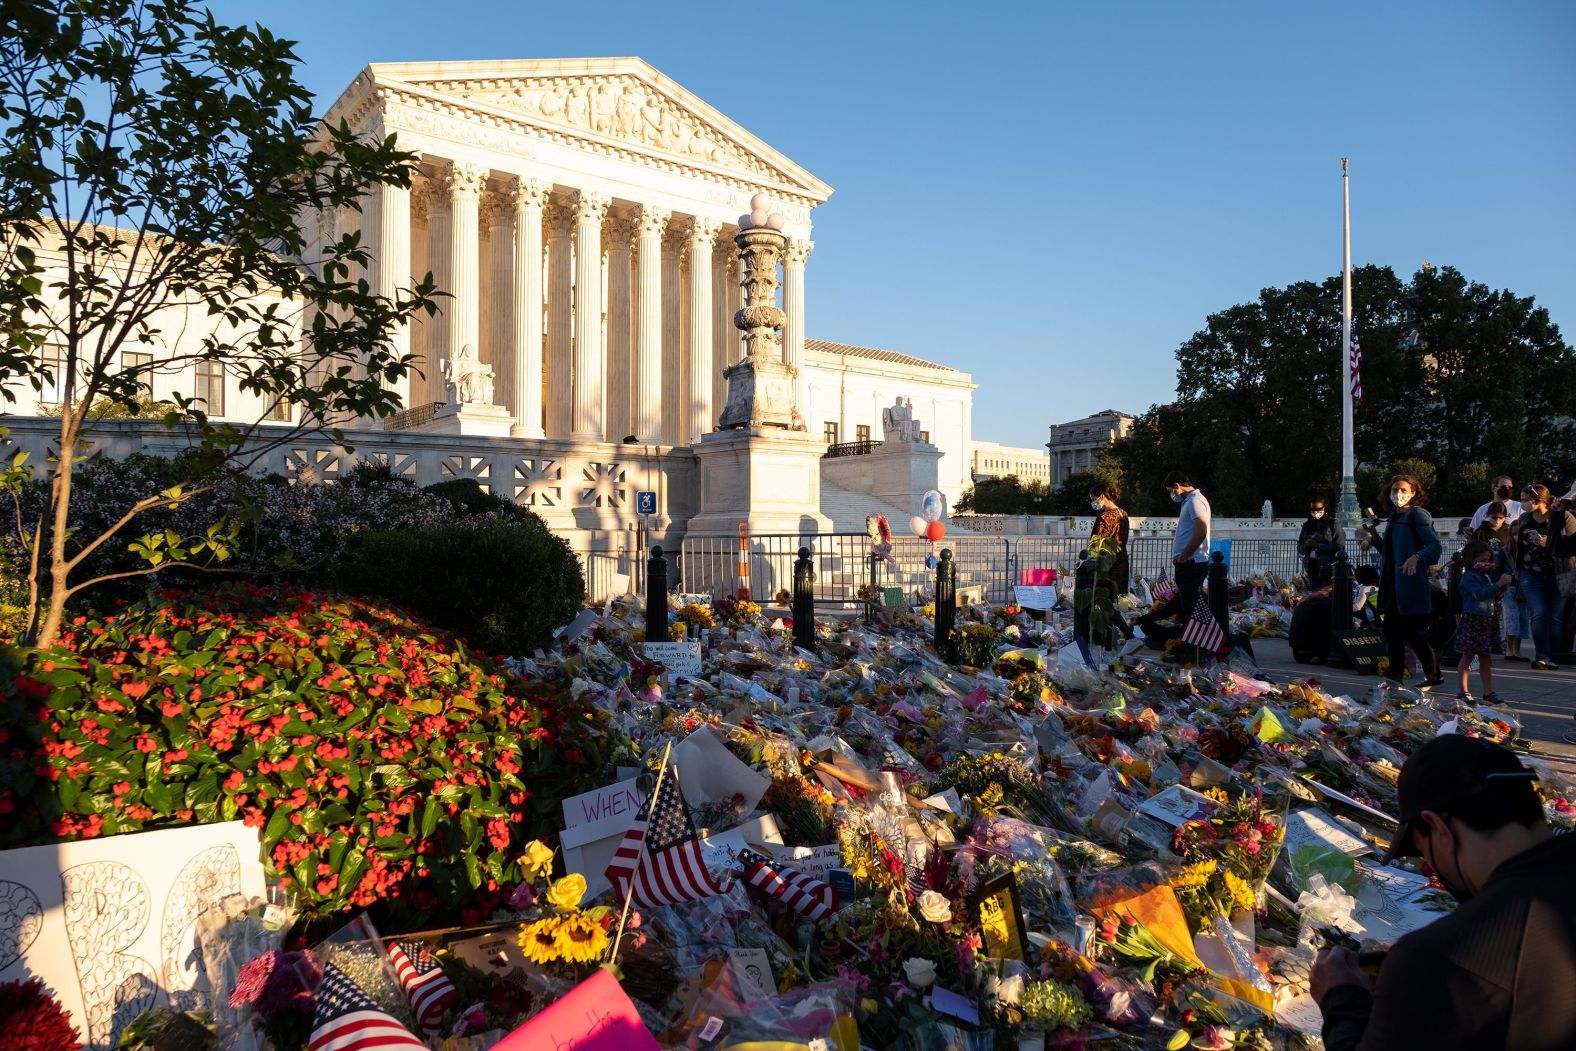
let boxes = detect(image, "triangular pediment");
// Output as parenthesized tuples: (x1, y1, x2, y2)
(354, 58, 831, 202)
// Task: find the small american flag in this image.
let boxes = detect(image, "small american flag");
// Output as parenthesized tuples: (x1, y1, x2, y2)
(1151, 577, 1178, 603)
(1349, 321, 1363, 403)
(738, 848, 839, 924)
(605, 766, 729, 908)
(386, 938, 457, 1034)
(309, 962, 428, 1051)
(1180, 595, 1227, 655)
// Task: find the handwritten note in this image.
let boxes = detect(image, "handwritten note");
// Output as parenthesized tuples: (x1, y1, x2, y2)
(491, 968, 659, 1051)
(560, 779, 647, 898)
(642, 641, 703, 679)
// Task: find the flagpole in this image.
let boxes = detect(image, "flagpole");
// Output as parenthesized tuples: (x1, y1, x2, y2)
(605, 740, 672, 969)
(1336, 158, 1360, 529)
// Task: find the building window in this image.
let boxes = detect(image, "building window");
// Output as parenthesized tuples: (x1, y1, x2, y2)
(122, 351, 154, 392)
(40, 346, 69, 403)
(194, 361, 225, 416)
(855, 424, 870, 444)
(266, 399, 291, 422)
(919, 430, 929, 443)
(823, 421, 839, 445)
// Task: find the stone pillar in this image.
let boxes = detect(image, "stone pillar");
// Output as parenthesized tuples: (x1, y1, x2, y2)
(545, 200, 574, 437)
(571, 191, 610, 440)
(711, 238, 731, 416)
(483, 189, 514, 413)
(660, 223, 684, 445)
(444, 163, 486, 398)
(783, 238, 812, 409)
(684, 218, 720, 444)
(605, 213, 636, 442)
(370, 180, 411, 407)
(633, 206, 668, 443)
(510, 178, 549, 438)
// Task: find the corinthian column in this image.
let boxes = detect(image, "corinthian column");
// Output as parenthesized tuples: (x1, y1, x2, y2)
(510, 178, 549, 438)
(660, 223, 684, 445)
(370, 180, 412, 407)
(633, 205, 668, 442)
(444, 163, 487, 394)
(571, 191, 610, 441)
(545, 200, 574, 437)
(483, 190, 514, 412)
(421, 177, 451, 405)
(783, 238, 813, 410)
(604, 213, 636, 442)
(711, 237, 731, 416)
(685, 218, 721, 443)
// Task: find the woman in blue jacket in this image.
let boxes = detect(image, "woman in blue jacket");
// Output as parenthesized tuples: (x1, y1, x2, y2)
(1361, 474, 1444, 687)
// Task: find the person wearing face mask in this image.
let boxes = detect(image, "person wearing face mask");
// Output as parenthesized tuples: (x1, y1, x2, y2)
(1510, 483, 1576, 670)
(1360, 474, 1443, 688)
(1468, 475, 1523, 531)
(1087, 482, 1131, 596)
(1311, 735, 1575, 1051)
(1471, 501, 1522, 662)
(1298, 495, 1345, 586)
(1452, 540, 1501, 703)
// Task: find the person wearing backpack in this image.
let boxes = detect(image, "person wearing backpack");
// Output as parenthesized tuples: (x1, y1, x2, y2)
(1360, 474, 1443, 688)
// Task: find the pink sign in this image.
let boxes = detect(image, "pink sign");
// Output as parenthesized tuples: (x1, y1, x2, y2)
(1019, 567, 1057, 585)
(491, 969, 660, 1051)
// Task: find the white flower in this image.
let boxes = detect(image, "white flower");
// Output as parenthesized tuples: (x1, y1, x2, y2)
(903, 957, 937, 988)
(917, 890, 953, 924)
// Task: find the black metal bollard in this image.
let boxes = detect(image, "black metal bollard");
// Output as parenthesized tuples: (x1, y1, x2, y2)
(1328, 550, 1353, 665)
(864, 552, 878, 626)
(935, 549, 956, 660)
(792, 547, 816, 652)
(1208, 549, 1229, 633)
(645, 546, 670, 643)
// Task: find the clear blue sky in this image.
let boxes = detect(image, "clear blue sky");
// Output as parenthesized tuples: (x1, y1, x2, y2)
(220, 0, 1575, 451)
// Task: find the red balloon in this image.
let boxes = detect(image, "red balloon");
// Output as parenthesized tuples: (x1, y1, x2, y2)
(925, 520, 946, 542)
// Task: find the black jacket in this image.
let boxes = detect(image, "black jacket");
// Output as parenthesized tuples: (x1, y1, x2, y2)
(1320, 833, 1576, 1051)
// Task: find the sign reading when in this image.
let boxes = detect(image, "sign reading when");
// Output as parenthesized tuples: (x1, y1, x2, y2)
(1333, 628, 1386, 675)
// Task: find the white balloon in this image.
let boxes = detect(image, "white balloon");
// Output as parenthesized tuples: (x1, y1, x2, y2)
(921, 489, 946, 523)
(910, 515, 928, 537)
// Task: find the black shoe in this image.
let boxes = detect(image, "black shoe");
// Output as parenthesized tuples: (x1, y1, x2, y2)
(1532, 660, 1561, 671)
(1420, 674, 1445, 689)
(1505, 654, 1529, 662)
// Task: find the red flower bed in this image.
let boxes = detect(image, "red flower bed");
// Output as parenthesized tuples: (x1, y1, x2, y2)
(0, 585, 621, 916)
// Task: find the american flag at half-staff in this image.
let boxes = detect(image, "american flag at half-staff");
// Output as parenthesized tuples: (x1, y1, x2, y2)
(737, 848, 839, 923)
(605, 764, 730, 908)
(386, 938, 458, 1034)
(309, 961, 428, 1051)
(1349, 320, 1363, 403)
(1180, 595, 1228, 654)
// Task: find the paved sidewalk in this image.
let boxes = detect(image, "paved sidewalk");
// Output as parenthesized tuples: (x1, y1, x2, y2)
(1241, 637, 1576, 766)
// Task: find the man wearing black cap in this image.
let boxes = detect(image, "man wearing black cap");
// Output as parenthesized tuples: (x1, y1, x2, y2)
(1311, 735, 1576, 1050)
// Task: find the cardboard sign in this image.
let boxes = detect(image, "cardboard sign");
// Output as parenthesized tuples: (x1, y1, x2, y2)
(641, 640, 703, 679)
(491, 968, 660, 1051)
(972, 874, 1028, 962)
(1333, 628, 1386, 675)
(0, 822, 266, 1051)
(726, 947, 775, 998)
(560, 779, 647, 898)
(1013, 584, 1057, 610)
(774, 843, 843, 880)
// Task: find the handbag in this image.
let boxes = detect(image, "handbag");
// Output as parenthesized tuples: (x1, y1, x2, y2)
(1558, 567, 1576, 598)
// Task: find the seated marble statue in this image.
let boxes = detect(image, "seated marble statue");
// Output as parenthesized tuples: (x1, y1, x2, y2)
(443, 343, 495, 405)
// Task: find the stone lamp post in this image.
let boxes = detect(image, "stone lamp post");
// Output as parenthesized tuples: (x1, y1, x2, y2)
(717, 193, 805, 431)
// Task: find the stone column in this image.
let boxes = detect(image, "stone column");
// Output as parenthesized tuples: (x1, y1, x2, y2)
(660, 223, 684, 445)
(483, 189, 514, 413)
(783, 238, 812, 408)
(444, 162, 487, 398)
(604, 213, 636, 442)
(684, 218, 720, 444)
(370, 180, 411, 408)
(633, 206, 668, 443)
(711, 238, 731, 416)
(408, 177, 432, 406)
(510, 178, 549, 438)
(545, 199, 574, 437)
(571, 191, 610, 441)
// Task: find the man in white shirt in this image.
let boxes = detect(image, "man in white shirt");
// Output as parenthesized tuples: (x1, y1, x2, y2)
(1166, 471, 1213, 615)
(1469, 475, 1522, 530)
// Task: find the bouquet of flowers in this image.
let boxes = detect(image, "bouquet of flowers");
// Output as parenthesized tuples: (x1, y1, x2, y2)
(1169, 788, 1285, 933)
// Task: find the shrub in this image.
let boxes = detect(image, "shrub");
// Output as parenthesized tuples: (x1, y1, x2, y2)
(1, 585, 623, 920)
(334, 520, 585, 656)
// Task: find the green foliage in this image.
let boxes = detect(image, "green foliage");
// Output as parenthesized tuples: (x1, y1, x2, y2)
(948, 622, 1001, 668)
(0, 0, 441, 643)
(1109, 264, 1576, 516)
(955, 475, 1052, 515)
(1, 585, 623, 919)
(334, 519, 587, 656)
(1047, 459, 1125, 517)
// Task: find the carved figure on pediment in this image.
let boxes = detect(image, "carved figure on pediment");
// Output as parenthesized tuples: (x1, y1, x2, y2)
(566, 85, 589, 127)
(590, 82, 616, 134)
(614, 86, 638, 136)
(443, 343, 495, 406)
(672, 119, 695, 156)
(538, 86, 565, 120)
(639, 92, 669, 148)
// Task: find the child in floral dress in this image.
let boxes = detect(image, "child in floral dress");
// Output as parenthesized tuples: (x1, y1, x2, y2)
(1455, 539, 1501, 703)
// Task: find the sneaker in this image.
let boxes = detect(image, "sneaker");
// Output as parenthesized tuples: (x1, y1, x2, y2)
(1483, 691, 1502, 704)
(1456, 692, 1476, 703)
(1532, 660, 1561, 671)
(1420, 674, 1445, 690)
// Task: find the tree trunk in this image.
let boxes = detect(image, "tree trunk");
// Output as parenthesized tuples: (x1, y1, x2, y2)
(31, 415, 77, 649)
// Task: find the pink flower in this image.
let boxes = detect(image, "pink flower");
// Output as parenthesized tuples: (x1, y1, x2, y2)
(955, 931, 984, 972)
(508, 881, 539, 910)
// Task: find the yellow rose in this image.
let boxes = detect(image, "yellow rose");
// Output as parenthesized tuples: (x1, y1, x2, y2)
(546, 873, 587, 913)
(520, 840, 555, 881)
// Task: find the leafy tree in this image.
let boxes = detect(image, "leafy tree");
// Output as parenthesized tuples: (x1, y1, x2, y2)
(955, 474, 1051, 515)
(1046, 459, 1124, 517)
(0, 0, 438, 645)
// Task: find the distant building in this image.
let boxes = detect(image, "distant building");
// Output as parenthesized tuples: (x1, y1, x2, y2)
(969, 439, 1052, 486)
(1046, 409, 1135, 485)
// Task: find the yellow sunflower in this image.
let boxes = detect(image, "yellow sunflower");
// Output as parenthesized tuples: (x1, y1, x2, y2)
(1223, 870, 1258, 913)
(517, 918, 564, 965)
(553, 913, 610, 963)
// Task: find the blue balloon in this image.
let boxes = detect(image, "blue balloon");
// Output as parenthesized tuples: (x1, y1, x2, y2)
(924, 553, 939, 570)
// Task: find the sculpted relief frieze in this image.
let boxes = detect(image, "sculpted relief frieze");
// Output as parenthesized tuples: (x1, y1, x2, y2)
(421, 75, 796, 188)
(384, 102, 538, 160)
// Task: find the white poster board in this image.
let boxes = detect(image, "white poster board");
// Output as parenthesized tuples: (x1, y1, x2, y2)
(641, 641, 703, 680)
(560, 779, 648, 899)
(0, 821, 266, 1050)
